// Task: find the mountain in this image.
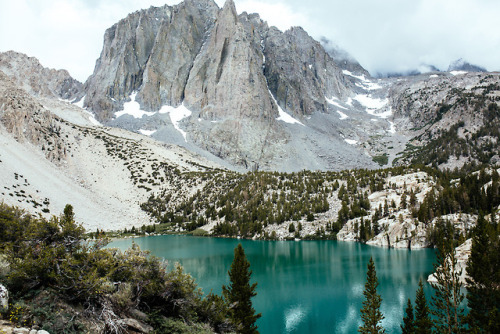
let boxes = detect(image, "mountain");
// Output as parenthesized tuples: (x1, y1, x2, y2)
(388, 71, 500, 170)
(0, 51, 83, 101)
(448, 58, 486, 72)
(82, 0, 384, 171)
(379, 64, 440, 78)
(319, 37, 370, 77)
(1, 0, 499, 237)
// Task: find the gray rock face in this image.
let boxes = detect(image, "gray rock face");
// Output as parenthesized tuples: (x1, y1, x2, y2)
(388, 71, 500, 168)
(182, 0, 284, 167)
(0, 51, 82, 101)
(83, 5, 170, 120)
(83, 0, 362, 169)
(448, 58, 486, 72)
(264, 26, 352, 116)
(0, 71, 67, 162)
(320, 37, 370, 77)
(139, 0, 219, 111)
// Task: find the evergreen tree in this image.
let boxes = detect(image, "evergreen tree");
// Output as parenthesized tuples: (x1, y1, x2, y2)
(223, 244, 261, 334)
(414, 279, 432, 334)
(466, 214, 500, 333)
(401, 192, 408, 209)
(401, 298, 415, 334)
(430, 236, 466, 333)
(359, 257, 385, 334)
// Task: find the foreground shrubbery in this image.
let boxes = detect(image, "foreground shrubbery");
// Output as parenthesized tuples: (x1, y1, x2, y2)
(0, 203, 237, 333)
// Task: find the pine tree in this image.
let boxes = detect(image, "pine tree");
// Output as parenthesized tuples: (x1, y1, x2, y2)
(223, 244, 261, 334)
(401, 298, 415, 334)
(414, 279, 432, 334)
(359, 257, 385, 334)
(466, 214, 500, 333)
(430, 235, 466, 333)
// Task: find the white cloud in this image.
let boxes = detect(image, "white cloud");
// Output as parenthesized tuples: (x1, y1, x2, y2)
(235, 0, 309, 32)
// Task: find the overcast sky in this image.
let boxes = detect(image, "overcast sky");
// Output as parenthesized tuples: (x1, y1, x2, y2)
(1, 0, 499, 82)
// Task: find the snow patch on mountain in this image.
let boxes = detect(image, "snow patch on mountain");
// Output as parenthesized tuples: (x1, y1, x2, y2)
(139, 129, 157, 136)
(115, 93, 155, 119)
(270, 90, 304, 126)
(84, 110, 102, 126)
(74, 96, 85, 108)
(345, 139, 357, 145)
(388, 121, 396, 134)
(354, 94, 388, 111)
(159, 103, 192, 141)
(336, 110, 349, 120)
(325, 96, 348, 110)
(343, 70, 382, 90)
(277, 109, 304, 126)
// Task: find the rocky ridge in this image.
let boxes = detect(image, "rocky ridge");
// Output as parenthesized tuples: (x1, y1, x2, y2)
(81, 1, 500, 173)
(0, 51, 82, 101)
(388, 71, 500, 169)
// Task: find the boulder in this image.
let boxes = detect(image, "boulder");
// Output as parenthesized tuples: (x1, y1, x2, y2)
(0, 284, 8, 312)
(119, 318, 153, 334)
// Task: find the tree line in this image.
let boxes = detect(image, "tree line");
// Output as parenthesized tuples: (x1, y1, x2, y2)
(360, 213, 500, 333)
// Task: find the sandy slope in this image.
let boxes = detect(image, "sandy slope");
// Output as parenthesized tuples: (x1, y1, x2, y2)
(0, 96, 223, 232)
(0, 127, 151, 231)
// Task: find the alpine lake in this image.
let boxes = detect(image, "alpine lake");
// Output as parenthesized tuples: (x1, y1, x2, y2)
(109, 235, 436, 333)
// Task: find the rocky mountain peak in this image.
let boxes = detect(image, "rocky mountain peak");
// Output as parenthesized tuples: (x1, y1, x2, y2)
(448, 58, 486, 72)
(0, 51, 82, 101)
(81, 0, 374, 170)
(319, 37, 371, 77)
(221, 0, 238, 21)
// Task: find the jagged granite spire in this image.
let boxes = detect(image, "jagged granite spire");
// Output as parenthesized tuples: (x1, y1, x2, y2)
(82, 0, 369, 169)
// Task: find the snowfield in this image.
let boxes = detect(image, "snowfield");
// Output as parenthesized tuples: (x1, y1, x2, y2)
(139, 129, 157, 136)
(159, 103, 192, 141)
(354, 94, 388, 111)
(115, 93, 156, 119)
(270, 90, 304, 126)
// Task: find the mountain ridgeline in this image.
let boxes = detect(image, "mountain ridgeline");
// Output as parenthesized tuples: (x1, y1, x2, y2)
(84, 0, 352, 119)
(82, 0, 371, 171)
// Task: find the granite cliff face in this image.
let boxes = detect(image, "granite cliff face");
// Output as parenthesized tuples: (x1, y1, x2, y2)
(83, 4, 171, 120)
(82, 0, 370, 170)
(84, 0, 352, 120)
(263, 26, 352, 116)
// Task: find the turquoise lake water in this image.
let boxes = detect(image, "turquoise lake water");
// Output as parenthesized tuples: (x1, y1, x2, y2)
(109, 235, 436, 333)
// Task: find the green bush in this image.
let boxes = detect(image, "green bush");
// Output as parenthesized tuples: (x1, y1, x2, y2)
(372, 154, 389, 166)
(0, 203, 235, 333)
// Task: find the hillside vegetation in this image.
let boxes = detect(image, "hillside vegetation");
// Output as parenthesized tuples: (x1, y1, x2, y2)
(0, 204, 237, 333)
(139, 164, 500, 247)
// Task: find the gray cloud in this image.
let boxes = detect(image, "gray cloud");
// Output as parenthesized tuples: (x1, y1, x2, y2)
(0, 0, 499, 81)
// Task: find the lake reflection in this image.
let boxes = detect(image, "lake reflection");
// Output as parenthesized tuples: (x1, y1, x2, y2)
(109, 235, 436, 333)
